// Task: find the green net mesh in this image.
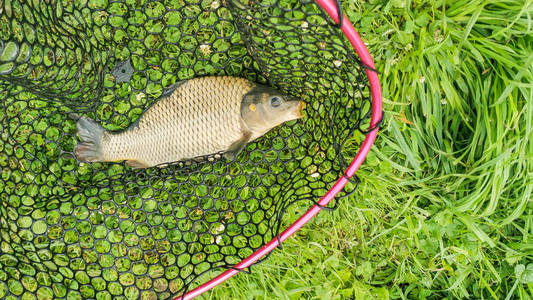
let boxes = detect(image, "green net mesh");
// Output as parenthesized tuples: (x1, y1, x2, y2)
(0, 0, 373, 298)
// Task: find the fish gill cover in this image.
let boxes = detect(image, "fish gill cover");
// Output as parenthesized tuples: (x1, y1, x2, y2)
(0, 0, 373, 298)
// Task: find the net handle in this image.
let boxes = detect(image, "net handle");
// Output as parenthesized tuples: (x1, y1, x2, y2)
(178, 0, 383, 298)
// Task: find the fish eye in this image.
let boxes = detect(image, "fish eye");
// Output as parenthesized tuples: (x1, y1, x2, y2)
(270, 96, 282, 108)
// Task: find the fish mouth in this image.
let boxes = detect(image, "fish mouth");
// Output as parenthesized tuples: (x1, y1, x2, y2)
(295, 101, 306, 118)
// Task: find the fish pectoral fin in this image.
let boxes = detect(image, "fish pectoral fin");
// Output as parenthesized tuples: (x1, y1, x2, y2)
(224, 131, 252, 161)
(126, 160, 150, 169)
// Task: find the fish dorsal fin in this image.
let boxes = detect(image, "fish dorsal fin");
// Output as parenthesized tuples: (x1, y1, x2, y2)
(129, 80, 187, 131)
(161, 80, 187, 98)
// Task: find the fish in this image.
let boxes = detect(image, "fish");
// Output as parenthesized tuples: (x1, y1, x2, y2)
(73, 76, 305, 168)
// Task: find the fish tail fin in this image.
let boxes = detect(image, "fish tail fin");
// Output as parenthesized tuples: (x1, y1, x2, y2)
(74, 116, 106, 162)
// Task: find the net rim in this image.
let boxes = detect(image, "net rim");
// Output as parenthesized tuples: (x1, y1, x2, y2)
(178, 0, 383, 298)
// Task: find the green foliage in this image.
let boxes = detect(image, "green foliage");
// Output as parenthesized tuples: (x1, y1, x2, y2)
(203, 0, 533, 299)
(0, 0, 531, 299)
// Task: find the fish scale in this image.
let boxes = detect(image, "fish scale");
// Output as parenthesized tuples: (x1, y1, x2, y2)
(102, 77, 253, 166)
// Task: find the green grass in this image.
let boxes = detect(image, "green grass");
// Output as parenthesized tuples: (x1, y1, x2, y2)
(0, 0, 531, 299)
(201, 0, 533, 299)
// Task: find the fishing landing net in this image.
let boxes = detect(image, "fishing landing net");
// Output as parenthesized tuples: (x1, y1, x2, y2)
(0, 0, 382, 298)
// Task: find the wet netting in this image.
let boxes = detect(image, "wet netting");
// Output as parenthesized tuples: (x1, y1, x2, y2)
(0, 0, 378, 298)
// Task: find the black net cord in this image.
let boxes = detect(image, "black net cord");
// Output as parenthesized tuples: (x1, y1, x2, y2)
(0, 0, 379, 299)
(0, 0, 109, 106)
(332, 0, 343, 28)
(327, 0, 380, 75)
